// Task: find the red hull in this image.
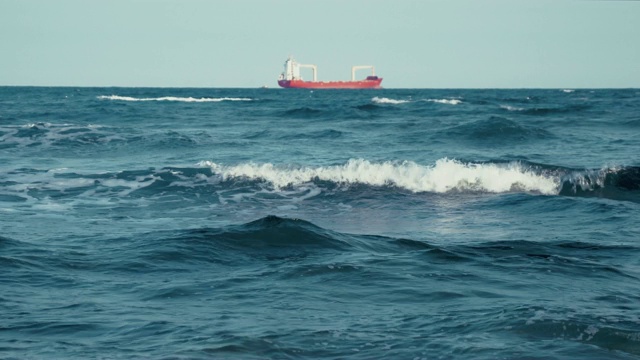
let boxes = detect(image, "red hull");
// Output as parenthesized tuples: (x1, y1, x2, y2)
(278, 78, 382, 89)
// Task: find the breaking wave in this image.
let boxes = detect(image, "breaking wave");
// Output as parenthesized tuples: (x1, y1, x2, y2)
(201, 158, 561, 195)
(371, 97, 409, 104)
(424, 99, 462, 105)
(500, 105, 525, 112)
(499, 104, 591, 115)
(97, 95, 253, 102)
(6, 160, 638, 204)
(196, 159, 640, 202)
(371, 97, 461, 105)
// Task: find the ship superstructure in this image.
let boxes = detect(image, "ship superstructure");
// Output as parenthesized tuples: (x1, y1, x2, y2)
(277, 56, 382, 89)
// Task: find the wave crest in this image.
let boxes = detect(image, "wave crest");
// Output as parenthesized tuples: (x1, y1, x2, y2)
(371, 97, 409, 104)
(201, 158, 561, 195)
(559, 166, 640, 201)
(97, 95, 252, 102)
(371, 97, 461, 105)
(425, 98, 462, 105)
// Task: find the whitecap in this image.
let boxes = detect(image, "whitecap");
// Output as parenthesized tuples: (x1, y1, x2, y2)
(201, 158, 560, 195)
(500, 105, 524, 111)
(371, 97, 410, 104)
(97, 95, 253, 102)
(425, 99, 462, 105)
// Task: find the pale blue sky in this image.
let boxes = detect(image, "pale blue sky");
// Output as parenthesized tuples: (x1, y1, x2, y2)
(1, 0, 639, 88)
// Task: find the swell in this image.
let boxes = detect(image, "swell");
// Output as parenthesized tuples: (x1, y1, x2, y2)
(0, 216, 454, 276)
(278, 129, 345, 140)
(5, 216, 638, 281)
(558, 166, 640, 202)
(279, 107, 328, 119)
(461, 239, 639, 280)
(3, 216, 640, 358)
(439, 116, 554, 144)
(274, 105, 376, 121)
(105, 216, 354, 271)
(0, 216, 351, 276)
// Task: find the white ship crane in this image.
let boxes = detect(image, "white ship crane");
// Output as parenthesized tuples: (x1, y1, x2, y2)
(351, 65, 375, 81)
(277, 56, 382, 88)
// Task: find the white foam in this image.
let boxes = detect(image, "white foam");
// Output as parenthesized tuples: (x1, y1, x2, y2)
(425, 99, 462, 105)
(526, 309, 546, 325)
(371, 97, 410, 104)
(500, 105, 524, 111)
(0, 123, 117, 149)
(22, 122, 57, 128)
(562, 89, 575, 93)
(97, 95, 252, 102)
(2, 168, 158, 203)
(201, 158, 561, 195)
(371, 97, 461, 105)
(31, 200, 71, 212)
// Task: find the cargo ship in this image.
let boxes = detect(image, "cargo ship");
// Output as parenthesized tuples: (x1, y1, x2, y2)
(277, 56, 382, 89)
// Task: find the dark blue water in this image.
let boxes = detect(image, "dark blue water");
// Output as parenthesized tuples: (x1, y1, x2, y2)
(1, 87, 640, 359)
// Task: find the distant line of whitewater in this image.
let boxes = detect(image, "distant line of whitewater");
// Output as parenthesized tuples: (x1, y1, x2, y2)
(97, 95, 465, 105)
(97, 95, 253, 102)
(372, 97, 462, 105)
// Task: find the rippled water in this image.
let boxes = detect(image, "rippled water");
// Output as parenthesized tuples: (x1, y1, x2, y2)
(1, 87, 639, 359)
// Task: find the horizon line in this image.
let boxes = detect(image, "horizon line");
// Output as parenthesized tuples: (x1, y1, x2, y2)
(2, 85, 639, 90)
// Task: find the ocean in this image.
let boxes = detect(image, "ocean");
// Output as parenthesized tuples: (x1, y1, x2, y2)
(1, 86, 639, 359)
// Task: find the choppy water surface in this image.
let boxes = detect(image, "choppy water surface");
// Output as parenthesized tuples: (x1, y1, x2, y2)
(1, 87, 639, 359)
